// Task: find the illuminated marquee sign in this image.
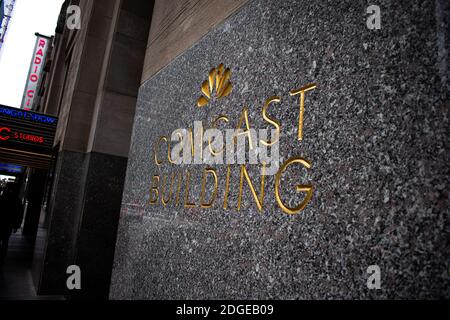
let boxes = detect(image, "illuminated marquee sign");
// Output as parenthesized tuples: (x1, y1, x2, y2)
(0, 105, 58, 169)
(20, 34, 51, 110)
(0, 163, 23, 174)
(148, 64, 317, 215)
(0, 106, 57, 124)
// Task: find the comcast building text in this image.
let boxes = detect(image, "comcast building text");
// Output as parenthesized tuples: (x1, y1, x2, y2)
(149, 64, 317, 215)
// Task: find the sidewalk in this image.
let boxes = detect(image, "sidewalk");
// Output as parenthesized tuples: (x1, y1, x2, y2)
(0, 232, 63, 300)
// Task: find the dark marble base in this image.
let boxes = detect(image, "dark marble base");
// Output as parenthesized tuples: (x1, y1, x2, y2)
(35, 151, 127, 299)
(70, 152, 128, 300)
(36, 151, 88, 296)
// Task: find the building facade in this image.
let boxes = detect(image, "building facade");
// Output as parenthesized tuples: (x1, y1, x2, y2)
(33, 0, 448, 299)
(33, 0, 154, 299)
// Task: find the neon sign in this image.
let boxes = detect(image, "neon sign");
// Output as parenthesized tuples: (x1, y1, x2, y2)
(0, 163, 23, 174)
(0, 104, 57, 154)
(0, 127, 44, 144)
(20, 34, 51, 110)
(0, 105, 57, 169)
(0, 106, 57, 124)
(0, 127, 10, 140)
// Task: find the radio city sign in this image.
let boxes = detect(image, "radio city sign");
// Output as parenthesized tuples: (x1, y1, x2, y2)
(148, 64, 317, 215)
(20, 34, 51, 110)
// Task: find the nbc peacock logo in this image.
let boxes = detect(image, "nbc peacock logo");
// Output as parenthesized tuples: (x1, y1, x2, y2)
(197, 63, 233, 108)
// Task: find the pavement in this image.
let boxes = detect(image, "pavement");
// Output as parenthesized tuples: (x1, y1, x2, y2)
(0, 231, 63, 300)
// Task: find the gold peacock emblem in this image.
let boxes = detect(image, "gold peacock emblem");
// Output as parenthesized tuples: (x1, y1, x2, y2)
(197, 64, 233, 108)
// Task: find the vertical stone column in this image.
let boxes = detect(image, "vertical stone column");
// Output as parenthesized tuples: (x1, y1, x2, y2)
(37, 0, 154, 299)
(37, 0, 119, 296)
(70, 1, 153, 299)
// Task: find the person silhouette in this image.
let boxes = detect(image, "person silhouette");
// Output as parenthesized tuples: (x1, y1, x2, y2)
(0, 183, 23, 267)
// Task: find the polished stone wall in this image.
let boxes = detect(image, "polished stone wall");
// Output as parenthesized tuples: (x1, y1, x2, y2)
(37, 151, 127, 298)
(71, 152, 128, 300)
(110, 0, 449, 299)
(37, 151, 88, 295)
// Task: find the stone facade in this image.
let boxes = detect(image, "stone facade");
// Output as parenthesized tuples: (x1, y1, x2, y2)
(33, 0, 154, 299)
(110, 0, 449, 299)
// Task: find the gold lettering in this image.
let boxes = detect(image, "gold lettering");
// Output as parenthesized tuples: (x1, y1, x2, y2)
(260, 96, 281, 146)
(191, 122, 204, 162)
(154, 136, 168, 166)
(208, 115, 229, 156)
(200, 168, 219, 209)
(149, 175, 160, 205)
(184, 170, 196, 208)
(161, 173, 176, 206)
(235, 107, 254, 150)
(290, 84, 317, 141)
(275, 157, 313, 215)
(237, 163, 266, 212)
(188, 128, 195, 157)
(175, 172, 182, 207)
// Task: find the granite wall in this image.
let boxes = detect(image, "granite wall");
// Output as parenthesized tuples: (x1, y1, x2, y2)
(37, 151, 127, 299)
(110, 0, 449, 299)
(37, 151, 88, 295)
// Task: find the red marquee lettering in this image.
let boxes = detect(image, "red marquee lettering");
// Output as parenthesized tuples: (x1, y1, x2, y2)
(0, 127, 11, 141)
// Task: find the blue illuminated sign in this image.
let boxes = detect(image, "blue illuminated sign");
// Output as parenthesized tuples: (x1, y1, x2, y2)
(0, 106, 57, 125)
(0, 163, 23, 174)
(0, 104, 58, 169)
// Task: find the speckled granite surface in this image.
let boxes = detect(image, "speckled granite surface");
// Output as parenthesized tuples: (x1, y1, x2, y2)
(110, 0, 449, 299)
